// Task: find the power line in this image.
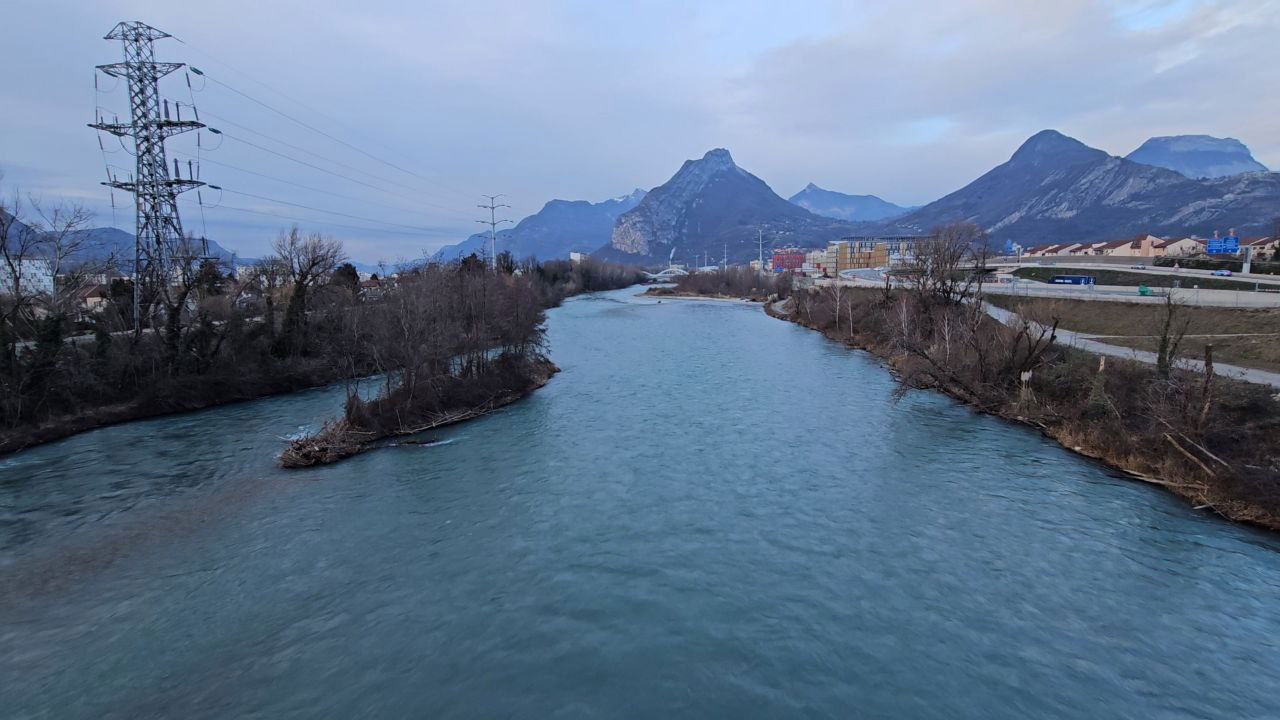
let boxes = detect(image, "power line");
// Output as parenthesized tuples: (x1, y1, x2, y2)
(176, 37, 476, 201)
(185, 64, 473, 201)
(216, 187, 455, 234)
(170, 150, 475, 222)
(179, 197, 459, 238)
(211, 130, 469, 217)
(196, 108, 455, 202)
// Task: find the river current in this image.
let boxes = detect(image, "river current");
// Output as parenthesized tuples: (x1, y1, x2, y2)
(2, 288, 1279, 718)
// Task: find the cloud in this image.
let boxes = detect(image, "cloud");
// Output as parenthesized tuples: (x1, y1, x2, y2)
(1, 0, 1276, 262)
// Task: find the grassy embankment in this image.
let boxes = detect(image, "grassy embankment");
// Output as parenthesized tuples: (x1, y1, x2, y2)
(987, 295, 1280, 373)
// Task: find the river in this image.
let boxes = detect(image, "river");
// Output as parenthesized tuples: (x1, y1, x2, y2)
(2, 288, 1279, 718)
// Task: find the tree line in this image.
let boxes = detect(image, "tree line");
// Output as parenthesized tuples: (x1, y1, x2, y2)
(0, 180, 643, 453)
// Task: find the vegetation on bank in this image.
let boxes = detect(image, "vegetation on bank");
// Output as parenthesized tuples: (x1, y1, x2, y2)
(644, 266, 794, 302)
(0, 185, 642, 456)
(784, 283, 1280, 527)
(280, 256, 641, 467)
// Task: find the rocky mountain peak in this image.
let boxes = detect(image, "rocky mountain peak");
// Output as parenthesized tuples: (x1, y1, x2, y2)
(1009, 129, 1105, 166)
(606, 148, 850, 260)
(700, 147, 735, 167)
(1125, 135, 1268, 179)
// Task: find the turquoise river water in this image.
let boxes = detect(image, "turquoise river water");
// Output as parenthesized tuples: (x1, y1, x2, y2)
(2, 288, 1279, 718)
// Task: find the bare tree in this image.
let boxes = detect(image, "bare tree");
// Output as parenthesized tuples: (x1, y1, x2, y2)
(248, 255, 289, 344)
(1155, 291, 1190, 378)
(825, 281, 847, 335)
(29, 198, 101, 318)
(905, 221, 989, 306)
(0, 188, 46, 334)
(273, 226, 345, 354)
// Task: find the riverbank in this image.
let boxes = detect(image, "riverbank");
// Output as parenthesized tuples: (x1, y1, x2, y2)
(764, 289, 1280, 530)
(280, 358, 559, 467)
(0, 361, 353, 456)
(0, 258, 642, 458)
(642, 286, 769, 302)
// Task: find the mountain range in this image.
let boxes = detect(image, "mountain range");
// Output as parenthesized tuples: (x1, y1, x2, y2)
(1125, 135, 1268, 179)
(878, 129, 1280, 244)
(787, 183, 913, 221)
(424, 131, 1274, 267)
(431, 190, 647, 263)
(0, 216, 242, 269)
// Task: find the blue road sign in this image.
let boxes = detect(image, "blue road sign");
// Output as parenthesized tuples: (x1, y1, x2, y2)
(1207, 236, 1239, 254)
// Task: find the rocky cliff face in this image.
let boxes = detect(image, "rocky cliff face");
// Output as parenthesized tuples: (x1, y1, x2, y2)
(787, 183, 912, 221)
(605, 149, 854, 263)
(433, 190, 646, 263)
(880, 130, 1280, 243)
(1126, 135, 1268, 179)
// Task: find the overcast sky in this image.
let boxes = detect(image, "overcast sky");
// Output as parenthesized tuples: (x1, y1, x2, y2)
(3, 0, 1278, 263)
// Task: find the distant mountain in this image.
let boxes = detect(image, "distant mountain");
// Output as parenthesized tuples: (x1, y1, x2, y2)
(432, 190, 646, 263)
(788, 183, 913, 221)
(878, 129, 1280, 244)
(601, 148, 855, 264)
(1126, 135, 1268, 179)
(66, 227, 242, 267)
(0, 216, 242, 269)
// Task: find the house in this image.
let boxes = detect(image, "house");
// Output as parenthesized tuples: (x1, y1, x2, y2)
(358, 278, 386, 300)
(1154, 236, 1203, 257)
(76, 284, 110, 312)
(1091, 234, 1160, 257)
(1241, 236, 1278, 259)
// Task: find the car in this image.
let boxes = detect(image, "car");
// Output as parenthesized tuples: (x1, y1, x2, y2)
(1212, 269, 1233, 276)
(1130, 264, 1146, 270)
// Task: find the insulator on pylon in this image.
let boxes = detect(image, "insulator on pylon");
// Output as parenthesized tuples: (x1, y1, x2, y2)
(164, 99, 170, 120)
(187, 160, 194, 178)
(173, 158, 180, 177)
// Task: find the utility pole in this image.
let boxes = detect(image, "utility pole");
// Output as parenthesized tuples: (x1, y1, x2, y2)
(477, 194, 511, 270)
(756, 229, 766, 276)
(90, 21, 205, 332)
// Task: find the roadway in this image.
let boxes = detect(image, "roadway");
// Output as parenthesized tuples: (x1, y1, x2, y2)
(988, 257, 1280, 287)
(984, 303, 1280, 389)
(818, 273, 1280, 308)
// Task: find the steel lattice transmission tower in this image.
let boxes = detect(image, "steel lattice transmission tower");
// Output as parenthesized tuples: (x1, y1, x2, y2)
(89, 21, 206, 329)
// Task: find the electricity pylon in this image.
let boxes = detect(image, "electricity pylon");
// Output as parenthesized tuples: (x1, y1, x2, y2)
(477, 195, 512, 269)
(89, 21, 205, 330)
